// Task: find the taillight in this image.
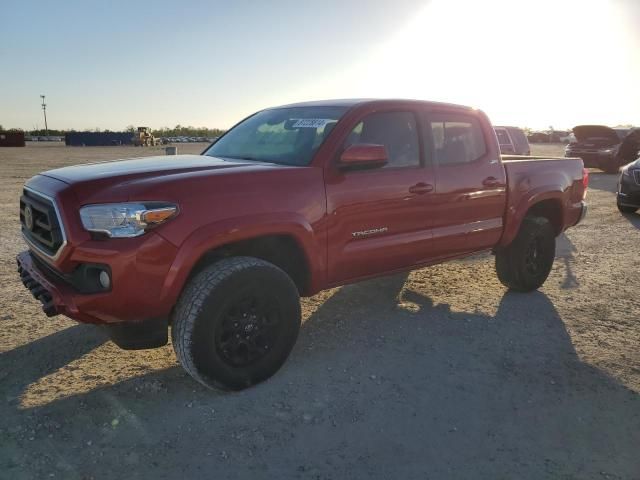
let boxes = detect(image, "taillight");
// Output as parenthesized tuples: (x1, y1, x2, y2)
(582, 168, 589, 200)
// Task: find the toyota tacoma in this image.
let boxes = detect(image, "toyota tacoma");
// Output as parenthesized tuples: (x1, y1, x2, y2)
(17, 99, 588, 390)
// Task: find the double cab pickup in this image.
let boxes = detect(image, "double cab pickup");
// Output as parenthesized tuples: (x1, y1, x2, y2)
(17, 99, 588, 390)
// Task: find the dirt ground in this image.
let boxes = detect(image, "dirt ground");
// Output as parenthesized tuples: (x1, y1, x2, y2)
(1, 143, 639, 479)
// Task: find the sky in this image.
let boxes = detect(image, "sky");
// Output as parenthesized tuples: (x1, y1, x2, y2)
(1, 0, 639, 131)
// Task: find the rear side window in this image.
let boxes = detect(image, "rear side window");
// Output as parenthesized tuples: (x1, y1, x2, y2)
(430, 115, 487, 165)
(495, 129, 512, 146)
(346, 111, 420, 168)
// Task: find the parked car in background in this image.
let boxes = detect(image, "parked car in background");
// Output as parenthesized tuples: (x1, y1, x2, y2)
(563, 132, 576, 144)
(16, 99, 588, 390)
(551, 131, 573, 143)
(617, 157, 640, 213)
(527, 130, 573, 144)
(494, 126, 531, 155)
(566, 125, 636, 173)
(527, 132, 550, 143)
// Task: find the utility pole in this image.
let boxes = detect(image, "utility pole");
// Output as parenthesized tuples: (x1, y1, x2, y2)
(40, 95, 48, 137)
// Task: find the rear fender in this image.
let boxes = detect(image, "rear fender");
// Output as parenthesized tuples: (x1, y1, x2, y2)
(499, 187, 565, 247)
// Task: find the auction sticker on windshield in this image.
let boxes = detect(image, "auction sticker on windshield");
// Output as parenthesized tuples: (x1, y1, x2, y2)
(291, 118, 334, 128)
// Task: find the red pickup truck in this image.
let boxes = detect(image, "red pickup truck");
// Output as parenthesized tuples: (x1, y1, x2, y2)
(17, 99, 588, 390)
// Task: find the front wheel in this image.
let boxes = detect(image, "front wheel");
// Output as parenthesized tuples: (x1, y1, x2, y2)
(172, 257, 301, 390)
(495, 216, 556, 292)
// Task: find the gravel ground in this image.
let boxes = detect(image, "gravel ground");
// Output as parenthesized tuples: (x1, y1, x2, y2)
(1, 143, 639, 479)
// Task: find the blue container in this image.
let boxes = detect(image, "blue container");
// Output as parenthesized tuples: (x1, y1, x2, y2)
(65, 132, 132, 146)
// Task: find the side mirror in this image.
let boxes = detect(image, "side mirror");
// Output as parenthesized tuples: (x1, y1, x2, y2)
(339, 144, 388, 170)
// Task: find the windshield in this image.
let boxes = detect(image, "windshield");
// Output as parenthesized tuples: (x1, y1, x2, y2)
(204, 106, 348, 166)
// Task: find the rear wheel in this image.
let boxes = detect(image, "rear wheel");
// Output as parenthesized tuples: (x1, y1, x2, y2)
(495, 216, 556, 292)
(172, 257, 301, 390)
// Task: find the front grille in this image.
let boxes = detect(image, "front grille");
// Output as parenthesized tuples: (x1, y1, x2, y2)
(634, 170, 640, 185)
(20, 188, 65, 258)
(30, 252, 68, 286)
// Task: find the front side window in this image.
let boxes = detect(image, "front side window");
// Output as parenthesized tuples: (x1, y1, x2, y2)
(430, 115, 487, 165)
(345, 111, 420, 168)
(205, 106, 348, 166)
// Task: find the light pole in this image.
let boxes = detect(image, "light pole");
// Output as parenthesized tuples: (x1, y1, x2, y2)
(40, 95, 48, 137)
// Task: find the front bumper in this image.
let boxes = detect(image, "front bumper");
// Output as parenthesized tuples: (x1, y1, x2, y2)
(617, 171, 640, 207)
(17, 251, 170, 349)
(17, 252, 62, 317)
(16, 231, 179, 325)
(617, 192, 640, 208)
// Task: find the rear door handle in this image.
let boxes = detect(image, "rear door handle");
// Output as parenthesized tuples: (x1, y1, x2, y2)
(409, 182, 434, 194)
(482, 176, 500, 187)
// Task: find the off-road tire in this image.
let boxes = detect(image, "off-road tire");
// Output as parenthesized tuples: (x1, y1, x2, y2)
(617, 203, 637, 214)
(172, 256, 301, 390)
(495, 216, 556, 292)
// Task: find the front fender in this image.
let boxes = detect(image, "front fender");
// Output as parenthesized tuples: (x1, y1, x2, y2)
(158, 212, 325, 309)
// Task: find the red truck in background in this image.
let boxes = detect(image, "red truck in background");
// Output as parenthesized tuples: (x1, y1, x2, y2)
(17, 99, 588, 390)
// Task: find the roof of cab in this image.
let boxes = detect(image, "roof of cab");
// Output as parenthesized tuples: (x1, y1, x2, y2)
(271, 98, 476, 111)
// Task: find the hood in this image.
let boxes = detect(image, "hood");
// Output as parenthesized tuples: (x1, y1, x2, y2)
(572, 125, 620, 144)
(42, 154, 275, 184)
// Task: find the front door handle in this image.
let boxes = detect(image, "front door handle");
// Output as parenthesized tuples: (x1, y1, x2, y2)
(409, 182, 434, 194)
(482, 176, 500, 187)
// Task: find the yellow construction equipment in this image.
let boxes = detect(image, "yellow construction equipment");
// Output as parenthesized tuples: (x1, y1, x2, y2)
(132, 127, 159, 146)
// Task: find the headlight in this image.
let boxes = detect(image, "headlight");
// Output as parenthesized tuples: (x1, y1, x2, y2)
(622, 168, 632, 177)
(80, 202, 178, 238)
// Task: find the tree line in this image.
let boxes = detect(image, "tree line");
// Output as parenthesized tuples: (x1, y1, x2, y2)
(0, 125, 226, 137)
(125, 125, 226, 138)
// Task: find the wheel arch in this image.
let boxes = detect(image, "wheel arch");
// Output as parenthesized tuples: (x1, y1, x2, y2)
(187, 234, 312, 295)
(500, 189, 565, 247)
(524, 198, 564, 234)
(160, 214, 324, 313)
